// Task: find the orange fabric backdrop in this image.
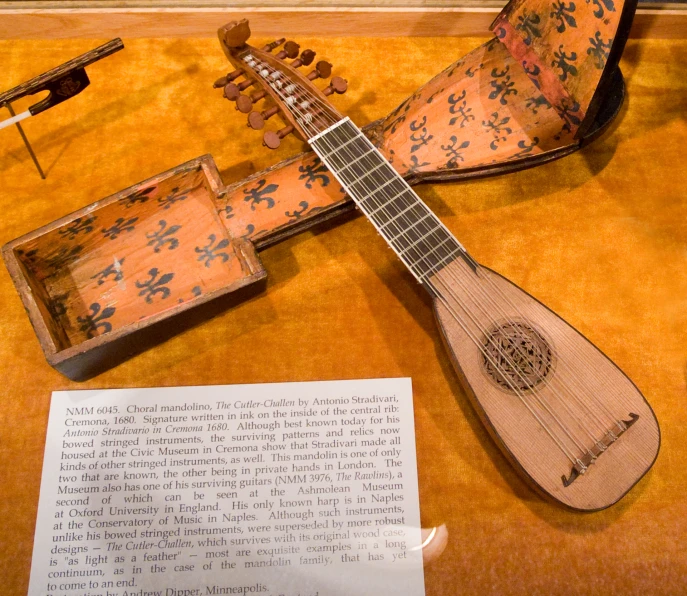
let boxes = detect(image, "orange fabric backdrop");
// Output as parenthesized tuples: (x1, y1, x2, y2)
(0, 36, 685, 594)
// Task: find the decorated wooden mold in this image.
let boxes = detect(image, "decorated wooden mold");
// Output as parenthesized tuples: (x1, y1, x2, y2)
(492, 0, 637, 139)
(3, 156, 266, 380)
(210, 14, 658, 511)
(3, 0, 638, 382)
(211, 0, 634, 241)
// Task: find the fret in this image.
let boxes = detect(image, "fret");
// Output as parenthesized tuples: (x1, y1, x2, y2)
(385, 212, 433, 239)
(323, 137, 373, 172)
(310, 118, 464, 283)
(403, 233, 460, 279)
(429, 243, 461, 271)
(308, 115, 349, 144)
(379, 204, 428, 231)
(337, 148, 376, 173)
(369, 197, 425, 230)
(316, 133, 363, 159)
(337, 161, 389, 189)
(349, 166, 409, 195)
(367, 188, 412, 217)
(396, 229, 453, 271)
(358, 176, 398, 204)
(396, 225, 443, 256)
(404, 232, 454, 266)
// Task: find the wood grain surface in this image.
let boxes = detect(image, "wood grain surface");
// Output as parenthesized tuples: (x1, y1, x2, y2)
(0, 6, 685, 39)
(431, 258, 660, 510)
(0, 35, 685, 595)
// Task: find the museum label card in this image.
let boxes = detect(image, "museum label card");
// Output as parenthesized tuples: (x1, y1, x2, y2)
(29, 378, 424, 596)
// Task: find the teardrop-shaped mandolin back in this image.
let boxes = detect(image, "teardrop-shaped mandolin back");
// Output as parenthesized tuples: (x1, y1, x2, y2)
(430, 257, 660, 511)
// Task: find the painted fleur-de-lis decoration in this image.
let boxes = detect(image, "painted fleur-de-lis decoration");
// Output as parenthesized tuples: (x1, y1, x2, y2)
(525, 94, 551, 114)
(448, 90, 475, 128)
(488, 66, 518, 106)
(16, 248, 39, 264)
(135, 268, 175, 304)
(485, 38, 500, 52)
(587, 0, 615, 19)
(511, 137, 540, 158)
(45, 245, 83, 270)
(146, 219, 181, 253)
(220, 205, 234, 219)
(46, 291, 70, 320)
(409, 116, 434, 154)
(243, 179, 278, 211)
(523, 61, 542, 90)
(119, 186, 155, 208)
(101, 217, 138, 240)
(587, 31, 613, 69)
(57, 216, 97, 241)
(554, 98, 582, 135)
(465, 62, 484, 79)
(426, 87, 445, 104)
(298, 158, 330, 189)
(550, 1, 577, 33)
(285, 201, 309, 221)
(515, 11, 542, 45)
(383, 91, 421, 134)
(192, 286, 202, 297)
(445, 57, 466, 78)
(195, 234, 231, 268)
(441, 136, 471, 169)
(91, 257, 125, 286)
(242, 223, 255, 239)
(405, 154, 431, 175)
(552, 45, 579, 81)
(76, 302, 116, 338)
(483, 112, 513, 151)
(157, 186, 188, 210)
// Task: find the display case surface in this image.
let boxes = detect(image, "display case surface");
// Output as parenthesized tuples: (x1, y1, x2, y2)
(0, 31, 685, 595)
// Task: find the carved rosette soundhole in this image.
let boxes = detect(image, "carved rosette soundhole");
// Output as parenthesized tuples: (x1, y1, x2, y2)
(482, 321, 554, 392)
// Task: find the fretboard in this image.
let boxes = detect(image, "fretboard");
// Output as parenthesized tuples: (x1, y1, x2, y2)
(309, 118, 464, 283)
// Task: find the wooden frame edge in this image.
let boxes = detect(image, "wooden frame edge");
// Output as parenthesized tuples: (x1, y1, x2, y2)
(0, 7, 685, 40)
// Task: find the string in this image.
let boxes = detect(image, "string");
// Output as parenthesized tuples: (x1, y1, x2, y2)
(241, 51, 628, 468)
(244, 52, 588, 463)
(265, 60, 629, 433)
(299, 114, 623, 443)
(304, 119, 600, 456)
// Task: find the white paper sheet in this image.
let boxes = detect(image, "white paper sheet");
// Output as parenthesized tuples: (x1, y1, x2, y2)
(29, 378, 425, 596)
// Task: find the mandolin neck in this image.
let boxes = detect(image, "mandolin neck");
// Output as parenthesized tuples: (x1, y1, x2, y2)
(309, 117, 467, 283)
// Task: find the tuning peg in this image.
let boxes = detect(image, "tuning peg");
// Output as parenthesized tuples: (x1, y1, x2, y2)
(238, 79, 256, 92)
(248, 106, 279, 130)
(225, 78, 256, 101)
(276, 41, 300, 60)
(214, 69, 243, 88)
(291, 49, 316, 69)
(307, 61, 332, 81)
(323, 76, 348, 96)
(263, 125, 294, 149)
(223, 83, 240, 100)
(261, 38, 285, 52)
(236, 90, 267, 113)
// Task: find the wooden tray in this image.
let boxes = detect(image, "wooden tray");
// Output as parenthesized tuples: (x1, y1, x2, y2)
(2, 155, 266, 380)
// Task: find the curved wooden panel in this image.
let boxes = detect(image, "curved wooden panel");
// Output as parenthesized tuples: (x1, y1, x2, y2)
(430, 257, 660, 510)
(492, 0, 638, 136)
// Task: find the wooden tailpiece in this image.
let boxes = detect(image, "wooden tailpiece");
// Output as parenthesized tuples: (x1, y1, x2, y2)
(562, 412, 640, 487)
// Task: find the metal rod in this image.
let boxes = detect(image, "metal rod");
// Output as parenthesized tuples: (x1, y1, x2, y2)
(5, 102, 45, 179)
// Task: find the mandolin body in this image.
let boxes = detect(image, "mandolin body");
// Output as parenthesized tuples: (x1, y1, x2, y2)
(431, 257, 660, 510)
